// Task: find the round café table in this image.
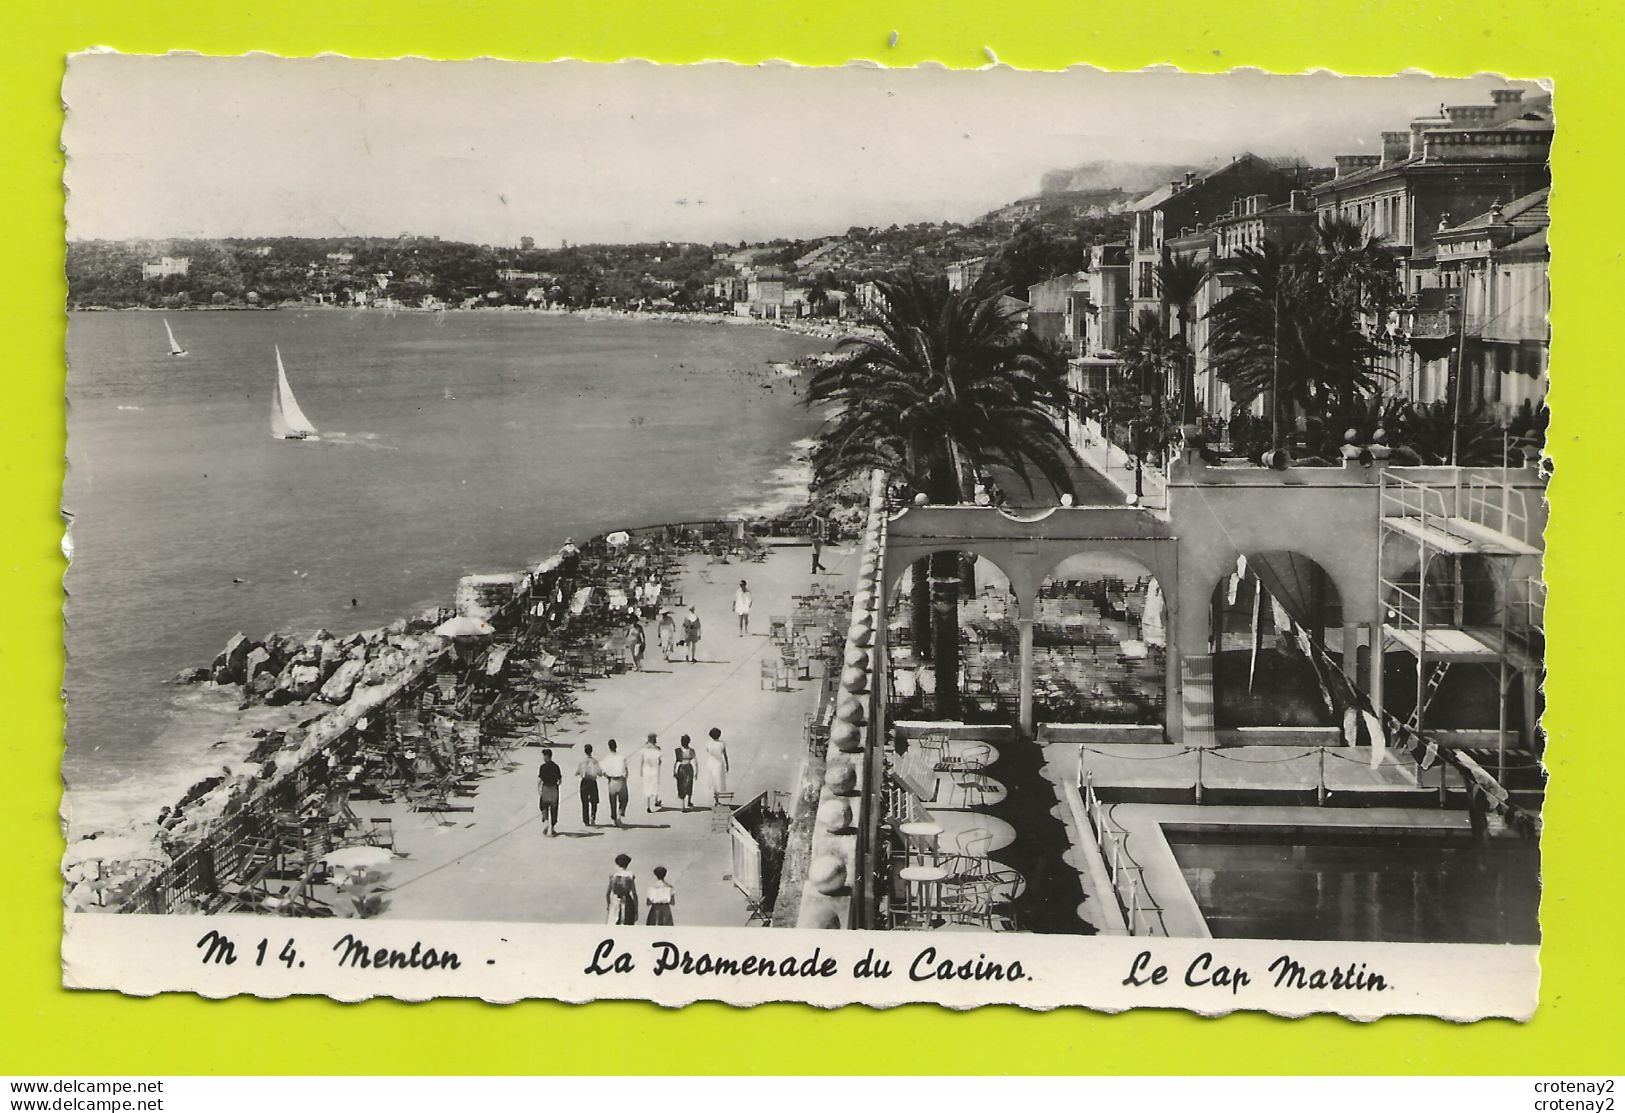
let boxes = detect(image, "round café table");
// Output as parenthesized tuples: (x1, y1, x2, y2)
(932, 811, 1016, 855)
(898, 820, 944, 865)
(897, 863, 949, 926)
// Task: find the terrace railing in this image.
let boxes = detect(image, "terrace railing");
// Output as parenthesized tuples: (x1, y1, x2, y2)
(1079, 771, 1168, 937)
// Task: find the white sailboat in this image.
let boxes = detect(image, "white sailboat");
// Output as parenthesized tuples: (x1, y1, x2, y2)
(164, 318, 187, 357)
(271, 346, 318, 441)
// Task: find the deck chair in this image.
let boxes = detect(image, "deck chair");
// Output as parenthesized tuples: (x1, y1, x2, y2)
(759, 658, 783, 690)
(262, 855, 332, 917)
(806, 720, 829, 755)
(213, 836, 282, 912)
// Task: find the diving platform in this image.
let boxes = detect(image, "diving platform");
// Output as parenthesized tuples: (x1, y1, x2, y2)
(1383, 624, 1540, 669)
(1381, 513, 1541, 557)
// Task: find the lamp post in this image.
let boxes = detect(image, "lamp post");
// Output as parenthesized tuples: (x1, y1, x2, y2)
(1129, 418, 1144, 504)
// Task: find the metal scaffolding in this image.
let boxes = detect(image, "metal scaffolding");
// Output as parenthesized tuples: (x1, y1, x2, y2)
(1384, 467, 1547, 789)
(1378, 468, 1545, 783)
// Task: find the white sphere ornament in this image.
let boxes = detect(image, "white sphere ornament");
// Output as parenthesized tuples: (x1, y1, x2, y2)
(828, 720, 864, 753)
(817, 798, 854, 832)
(809, 855, 848, 895)
(835, 695, 867, 725)
(824, 760, 858, 795)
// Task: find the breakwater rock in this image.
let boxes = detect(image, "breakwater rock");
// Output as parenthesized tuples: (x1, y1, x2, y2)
(180, 618, 444, 710)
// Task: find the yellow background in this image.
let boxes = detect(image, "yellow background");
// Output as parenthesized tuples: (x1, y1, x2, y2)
(4, 0, 1620, 1076)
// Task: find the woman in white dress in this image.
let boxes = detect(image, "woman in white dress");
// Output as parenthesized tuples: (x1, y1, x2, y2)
(637, 733, 663, 812)
(702, 727, 730, 803)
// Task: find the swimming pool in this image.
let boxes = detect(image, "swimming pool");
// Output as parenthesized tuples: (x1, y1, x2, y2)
(1167, 827, 1540, 944)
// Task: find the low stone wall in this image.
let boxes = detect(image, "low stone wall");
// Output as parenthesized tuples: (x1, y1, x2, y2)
(793, 471, 888, 930)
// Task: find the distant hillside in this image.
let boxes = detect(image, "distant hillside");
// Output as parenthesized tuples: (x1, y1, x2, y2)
(1039, 160, 1210, 198)
(979, 188, 1134, 228)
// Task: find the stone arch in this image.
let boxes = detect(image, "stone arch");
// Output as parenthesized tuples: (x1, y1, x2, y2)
(883, 544, 1022, 724)
(1206, 549, 1347, 733)
(883, 544, 1026, 613)
(1028, 550, 1169, 728)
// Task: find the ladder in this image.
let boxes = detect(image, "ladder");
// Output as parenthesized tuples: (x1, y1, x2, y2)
(1404, 661, 1451, 735)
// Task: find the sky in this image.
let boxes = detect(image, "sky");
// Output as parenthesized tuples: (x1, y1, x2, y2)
(63, 56, 1544, 245)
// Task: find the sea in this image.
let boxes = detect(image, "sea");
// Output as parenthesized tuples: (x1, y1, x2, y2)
(63, 308, 832, 835)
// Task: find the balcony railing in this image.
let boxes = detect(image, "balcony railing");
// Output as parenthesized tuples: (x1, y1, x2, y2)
(1408, 308, 1459, 340)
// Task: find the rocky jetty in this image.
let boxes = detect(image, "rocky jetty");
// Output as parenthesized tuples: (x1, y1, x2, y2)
(178, 616, 443, 711)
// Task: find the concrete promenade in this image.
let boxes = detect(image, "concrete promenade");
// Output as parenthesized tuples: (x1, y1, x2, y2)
(376, 542, 851, 926)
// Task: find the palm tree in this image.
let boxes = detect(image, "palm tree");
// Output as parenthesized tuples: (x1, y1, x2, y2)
(1313, 214, 1402, 322)
(1109, 310, 1185, 494)
(1208, 243, 1389, 450)
(805, 274, 1082, 719)
(1154, 256, 1207, 421)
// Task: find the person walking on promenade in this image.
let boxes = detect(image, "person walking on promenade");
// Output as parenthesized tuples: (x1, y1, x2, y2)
(734, 580, 753, 636)
(673, 734, 697, 811)
(575, 743, 603, 827)
(638, 733, 664, 812)
(601, 739, 629, 827)
(656, 608, 677, 661)
(703, 727, 730, 804)
(681, 606, 702, 663)
(606, 853, 638, 926)
(536, 748, 563, 837)
(810, 532, 825, 574)
(646, 866, 676, 926)
(626, 619, 647, 672)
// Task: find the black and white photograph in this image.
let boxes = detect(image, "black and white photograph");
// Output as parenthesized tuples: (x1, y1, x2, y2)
(59, 57, 1549, 1015)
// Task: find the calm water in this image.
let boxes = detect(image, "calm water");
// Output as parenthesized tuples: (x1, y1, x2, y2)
(64, 309, 829, 832)
(1171, 830, 1541, 944)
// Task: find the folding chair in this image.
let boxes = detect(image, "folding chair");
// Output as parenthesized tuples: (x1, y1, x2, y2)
(710, 793, 736, 831)
(363, 817, 395, 852)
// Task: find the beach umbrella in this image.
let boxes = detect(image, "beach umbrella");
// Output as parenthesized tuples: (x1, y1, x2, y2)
(433, 615, 495, 639)
(62, 834, 170, 870)
(605, 531, 631, 548)
(325, 845, 395, 872)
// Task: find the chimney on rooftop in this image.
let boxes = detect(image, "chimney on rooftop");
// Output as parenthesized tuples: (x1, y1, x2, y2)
(1382, 131, 1410, 164)
(1445, 104, 1497, 127)
(1333, 154, 1381, 178)
(1288, 189, 1309, 212)
(1171, 180, 1182, 193)
(1491, 88, 1525, 104)
(1184, 171, 1196, 187)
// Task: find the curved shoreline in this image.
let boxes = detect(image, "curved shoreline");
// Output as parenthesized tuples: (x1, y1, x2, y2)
(65, 308, 840, 836)
(72, 302, 878, 344)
